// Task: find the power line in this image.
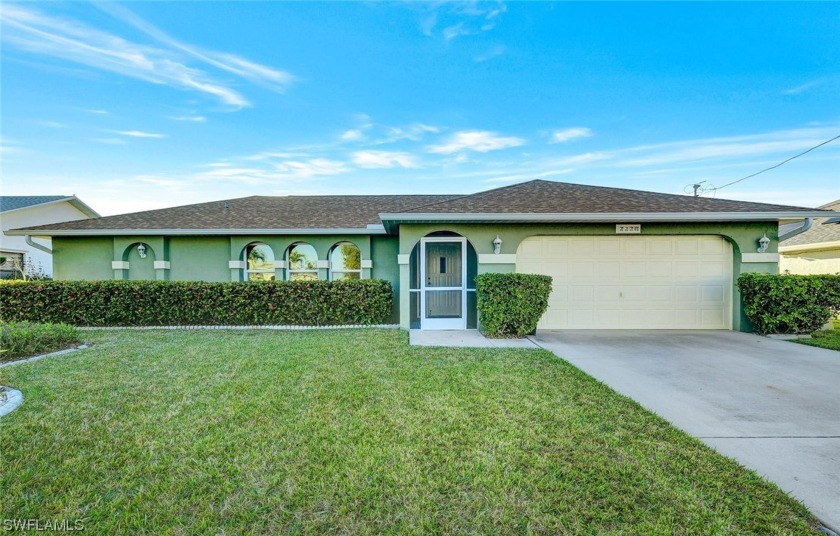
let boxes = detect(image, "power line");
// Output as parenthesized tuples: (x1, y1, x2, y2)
(686, 133, 840, 196)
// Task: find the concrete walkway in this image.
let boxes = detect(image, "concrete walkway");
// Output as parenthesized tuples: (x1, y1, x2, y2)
(530, 330, 840, 532)
(409, 330, 539, 348)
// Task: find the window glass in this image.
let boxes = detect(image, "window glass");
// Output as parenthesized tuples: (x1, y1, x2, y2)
(288, 244, 318, 281)
(329, 242, 362, 281)
(330, 243, 361, 272)
(245, 243, 275, 281)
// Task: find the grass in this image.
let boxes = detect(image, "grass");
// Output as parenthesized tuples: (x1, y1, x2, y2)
(0, 321, 80, 362)
(0, 329, 818, 534)
(794, 318, 840, 351)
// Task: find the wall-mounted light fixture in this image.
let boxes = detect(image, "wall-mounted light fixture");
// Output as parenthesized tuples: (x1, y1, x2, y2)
(757, 233, 770, 253)
(493, 235, 503, 254)
(137, 244, 147, 258)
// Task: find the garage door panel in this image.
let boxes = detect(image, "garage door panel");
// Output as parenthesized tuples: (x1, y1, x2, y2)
(517, 235, 732, 330)
(621, 261, 648, 278)
(675, 239, 700, 255)
(597, 262, 621, 278)
(701, 238, 727, 254)
(648, 238, 674, 255)
(622, 240, 647, 255)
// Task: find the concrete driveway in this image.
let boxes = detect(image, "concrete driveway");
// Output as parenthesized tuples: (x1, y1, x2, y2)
(530, 330, 840, 532)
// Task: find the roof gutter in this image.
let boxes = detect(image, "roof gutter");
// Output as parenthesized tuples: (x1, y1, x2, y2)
(778, 218, 813, 242)
(25, 235, 52, 254)
(379, 210, 839, 232)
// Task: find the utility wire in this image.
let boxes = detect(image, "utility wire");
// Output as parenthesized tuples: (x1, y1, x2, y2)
(689, 133, 840, 196)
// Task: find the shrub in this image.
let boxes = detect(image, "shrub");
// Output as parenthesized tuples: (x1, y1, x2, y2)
(0, 280, 394, 327)
(737, 273, 840, 335)
(0, 321, 80, 361)
(476, 273, 552, 337)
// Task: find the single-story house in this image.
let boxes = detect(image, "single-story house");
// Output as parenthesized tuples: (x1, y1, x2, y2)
(8, 180, 837, 331)
(1, 195, 100, 278)
(779, 199, 840, 275)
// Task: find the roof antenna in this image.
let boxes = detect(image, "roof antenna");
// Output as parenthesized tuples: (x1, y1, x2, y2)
(223, 201, 229, 209)
(692, 183, 701, 197)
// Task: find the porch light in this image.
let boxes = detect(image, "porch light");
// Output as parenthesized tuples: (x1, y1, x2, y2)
(493, 235, 503, 254)
(757, 234, 770, 253)
(137, 244, 147, 258)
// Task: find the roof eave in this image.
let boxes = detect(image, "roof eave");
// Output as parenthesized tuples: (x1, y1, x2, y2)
(779, 240, 840, 253)
(379, 210, 837, 228)
(5, 227, 387, 237)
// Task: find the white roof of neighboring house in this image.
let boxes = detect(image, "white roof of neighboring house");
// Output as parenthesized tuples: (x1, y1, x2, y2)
(0, 195, 100, 218)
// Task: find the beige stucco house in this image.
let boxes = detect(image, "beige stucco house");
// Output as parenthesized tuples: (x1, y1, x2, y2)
(780, 199, 840, 275)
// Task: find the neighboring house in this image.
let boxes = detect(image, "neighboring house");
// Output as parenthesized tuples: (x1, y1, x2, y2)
(1, 196, 100, 278)
(779, 199, 840, 275)
(7, 180, 837, 331)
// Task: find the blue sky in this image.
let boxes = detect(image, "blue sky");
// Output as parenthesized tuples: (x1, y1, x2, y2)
(1, 1, 838, 215)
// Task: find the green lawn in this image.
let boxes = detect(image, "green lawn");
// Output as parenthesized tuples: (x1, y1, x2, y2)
(794, 319, 840, 351)
(0, 330, 818, 534)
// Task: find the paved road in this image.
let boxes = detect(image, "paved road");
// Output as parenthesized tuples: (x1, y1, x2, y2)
(531, 330, 840, 532)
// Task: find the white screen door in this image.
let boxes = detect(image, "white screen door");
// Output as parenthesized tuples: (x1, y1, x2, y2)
(420, 237, 466, 330)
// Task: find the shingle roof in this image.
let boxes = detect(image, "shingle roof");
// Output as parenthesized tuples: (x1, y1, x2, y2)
(781, 199, 840, 248)
(400, 180, 819, 214)
(0, 196, 73, 212)
(15, 195, 460, 233)
(9, 180, 834, 236)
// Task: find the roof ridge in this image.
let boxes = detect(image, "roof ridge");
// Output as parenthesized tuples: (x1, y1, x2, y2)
(398, 179, 543, 213)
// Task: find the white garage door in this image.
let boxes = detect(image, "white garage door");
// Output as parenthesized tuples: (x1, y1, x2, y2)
(516, 236, 732, 329)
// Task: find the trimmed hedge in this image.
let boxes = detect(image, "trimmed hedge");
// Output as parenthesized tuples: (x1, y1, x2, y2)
(737, 273, 840, 335)
(0, 321, 80, 361)
(476, 273, 552, 337)
(0, 280, 393, 327)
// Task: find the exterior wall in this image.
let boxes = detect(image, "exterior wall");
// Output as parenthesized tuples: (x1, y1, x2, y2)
(397, 222, 781, 332)
(780, 248, 840, 275)
(52, 237, 113, 280)
(1, 202, 95, 277)
(51, 234, 384, 283)
(371, 236, 400, 323)
(169, 237, 230, 281)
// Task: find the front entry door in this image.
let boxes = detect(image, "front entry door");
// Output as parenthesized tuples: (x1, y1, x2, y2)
(421, 238, 466, 330)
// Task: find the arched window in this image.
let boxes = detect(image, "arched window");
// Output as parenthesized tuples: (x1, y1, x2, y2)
(329, 242, 361, 280)
(287, 243, 318, 281)
(244, 243, 275, 281)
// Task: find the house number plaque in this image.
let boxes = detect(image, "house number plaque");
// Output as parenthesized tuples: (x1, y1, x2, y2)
(616, 224, 641, 234)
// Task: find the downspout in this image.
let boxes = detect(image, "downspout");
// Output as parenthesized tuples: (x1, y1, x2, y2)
(24, 235, 52, 254)
(778, 218, 813, 242)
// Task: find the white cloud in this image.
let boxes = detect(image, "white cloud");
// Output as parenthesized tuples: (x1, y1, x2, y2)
(341, 129, 365, 141)
(0, 4, 294, 108)
(352, 150, 418, 169)
(613, 126, 840, 167)
(195, 157, 349, 185)
(428, 130, 525, 154)
(115, 130, 166, 138)
(550, 127, 593, 143)
(782, 79, 823, 95)
(417, 1, 506, 40)
(474, 45, 506, 62)
(378, 123, 440, 144)
(169, 115, 206, 123)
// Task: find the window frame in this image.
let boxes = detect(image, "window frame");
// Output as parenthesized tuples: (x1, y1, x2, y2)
(286, 243, 319, 281)
(244, 242, 276, 281)
(329, 241, 363, 281)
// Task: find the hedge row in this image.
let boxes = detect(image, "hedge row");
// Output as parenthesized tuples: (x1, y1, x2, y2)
(476, 273, 552, 337)
(0, 321, 81, 362)
(737, 273, 840, 335)
(0, 280, 393, 327)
